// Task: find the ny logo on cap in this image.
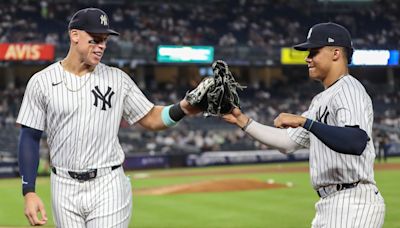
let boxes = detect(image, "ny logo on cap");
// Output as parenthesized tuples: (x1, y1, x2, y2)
(100, 14, 108, 26)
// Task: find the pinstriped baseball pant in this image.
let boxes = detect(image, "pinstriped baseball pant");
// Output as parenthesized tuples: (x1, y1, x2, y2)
(51, 167, 132, 228)
(311, 183, 385, 228)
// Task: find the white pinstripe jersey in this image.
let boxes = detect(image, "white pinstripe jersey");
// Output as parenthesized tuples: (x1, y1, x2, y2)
(17, 62, 154, 170)
(288, 75, 376, 189)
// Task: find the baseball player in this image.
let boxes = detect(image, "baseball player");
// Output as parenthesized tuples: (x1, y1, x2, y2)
(223, 22, 385, 227)
(17, 8, 200, 227)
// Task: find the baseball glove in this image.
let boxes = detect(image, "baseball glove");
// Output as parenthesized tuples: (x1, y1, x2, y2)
(185, 60, 245, 116)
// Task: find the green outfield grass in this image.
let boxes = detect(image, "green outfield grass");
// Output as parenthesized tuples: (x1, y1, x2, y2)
(1, 158, 399, 228)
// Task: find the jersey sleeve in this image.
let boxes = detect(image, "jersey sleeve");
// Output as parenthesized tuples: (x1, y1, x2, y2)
(16, 75, 47, 131)
(331, 83, 371, 130)
(122, 76, 154, 125)
(287, 110, 310, 148)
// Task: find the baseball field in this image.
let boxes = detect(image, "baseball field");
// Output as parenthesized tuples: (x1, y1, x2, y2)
(1, 158, 399, 228)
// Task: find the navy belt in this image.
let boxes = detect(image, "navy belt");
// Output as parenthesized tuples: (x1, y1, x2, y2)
(51, 165, 121, 181)
(317, 181, 359, 198)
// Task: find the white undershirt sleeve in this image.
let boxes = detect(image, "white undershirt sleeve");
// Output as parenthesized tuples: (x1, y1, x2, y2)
(244, 120, 303, 154)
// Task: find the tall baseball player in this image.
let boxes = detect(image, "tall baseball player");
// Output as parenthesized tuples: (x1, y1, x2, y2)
(17, 8, 201, 227)
(223, 22, 385, 227)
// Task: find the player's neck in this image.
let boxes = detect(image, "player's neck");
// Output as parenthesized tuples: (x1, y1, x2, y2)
(62, 52, 95, 76)
(323, 67, 348, 89)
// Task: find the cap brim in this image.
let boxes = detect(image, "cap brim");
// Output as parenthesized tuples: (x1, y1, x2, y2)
(106, 29, 120, 36)
(293, 42, 323, 51)
(84, 28, 120, 36)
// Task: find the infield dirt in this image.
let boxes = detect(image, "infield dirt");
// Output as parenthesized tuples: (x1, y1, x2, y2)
(134, 162, 400, 195)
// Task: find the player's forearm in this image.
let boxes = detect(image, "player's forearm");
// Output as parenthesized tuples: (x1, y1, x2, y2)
(18, 126, 43, 196)
(139, 106, 169, 130)
(140, 103, 187, 130)
(244, 120, 300, 153)
(303, 119, 369, 155)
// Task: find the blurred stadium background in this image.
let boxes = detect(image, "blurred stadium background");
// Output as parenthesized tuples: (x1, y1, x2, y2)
(0, 0, 399, 227)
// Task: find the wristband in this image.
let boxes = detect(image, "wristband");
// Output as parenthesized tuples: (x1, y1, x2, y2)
(169, 103, 186, 121)
(241, 118, 253, 131)
(303, 118, 315, 131)
(161, 105, 176, 127)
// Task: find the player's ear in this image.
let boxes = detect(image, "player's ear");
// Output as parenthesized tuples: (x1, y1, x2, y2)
(69, 29, 79, 44)
(332, 47, 341, 62)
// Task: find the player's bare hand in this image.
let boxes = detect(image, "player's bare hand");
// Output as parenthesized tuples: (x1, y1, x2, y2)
(180, 99, 202, 115)
(222, 107, 249, 129)
(274, 113, 306, 129)
(24, 192, 48, 226)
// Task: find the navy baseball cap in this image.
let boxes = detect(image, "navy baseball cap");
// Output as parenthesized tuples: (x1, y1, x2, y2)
(68, 8, 120, 36)
(293, 22, 352, 51)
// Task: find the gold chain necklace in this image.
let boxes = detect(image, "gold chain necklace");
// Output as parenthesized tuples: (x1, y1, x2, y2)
(61, 64, 93, 93)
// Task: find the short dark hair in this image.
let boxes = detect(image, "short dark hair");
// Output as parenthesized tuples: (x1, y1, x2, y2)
(343, 47, 354, 64)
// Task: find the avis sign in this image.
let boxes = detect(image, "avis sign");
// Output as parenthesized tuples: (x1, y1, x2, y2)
(0, 43, 55, 61)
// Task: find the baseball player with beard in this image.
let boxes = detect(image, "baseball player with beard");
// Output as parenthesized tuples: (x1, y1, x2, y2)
(223, 22, 385, 227)
(17, 8, 201, 227)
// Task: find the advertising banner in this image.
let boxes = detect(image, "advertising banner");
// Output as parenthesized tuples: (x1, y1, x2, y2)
(0, 43, 55, 61)
(124, 155, 169, 169)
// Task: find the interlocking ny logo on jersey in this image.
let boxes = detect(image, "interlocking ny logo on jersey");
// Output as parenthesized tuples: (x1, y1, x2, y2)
(91, 86, 114, 110)
(100, 14, 108, 26)
(316, 106, 330, 124)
